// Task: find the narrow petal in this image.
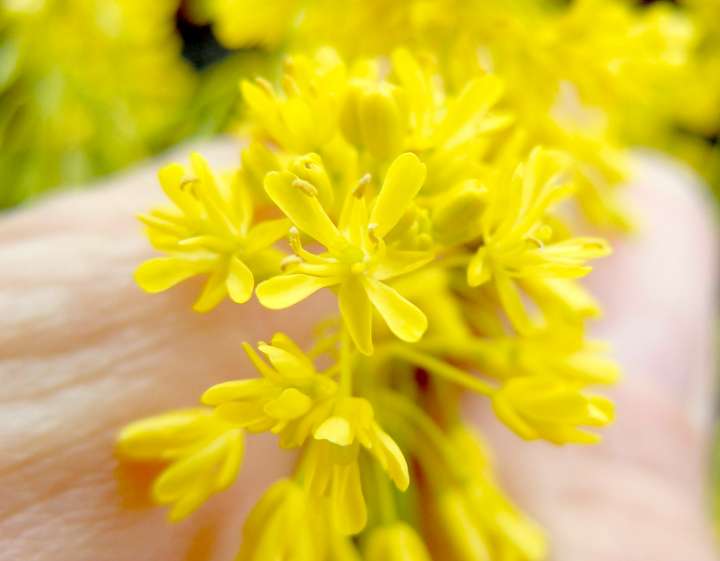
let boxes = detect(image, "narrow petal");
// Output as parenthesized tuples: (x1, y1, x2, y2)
(201, 379, 271, 406)
(264, 171, 348, 252)
(134, 257, 211, 293)
(214, 431, 245, 492)
(495, 273, 533, 335)
(226, 255, 254, 304)
(193, 268, 229, 312)
(362, 278, 427, 343)
(432, 74, 504, 146)
(332, 460, 367, 535)
(492, 393, 539, 440)
(339, 278, 373, 355)
(264, 388, 313, 420)
(256, 274, 340, 309)
(244, 218, 291, 253)
(370, 153, 426, 238)
(314, 416, 354, 446)
(370, 426, 410, 491)
(467, 248, 492, 287)
(372, 249, 434, 281)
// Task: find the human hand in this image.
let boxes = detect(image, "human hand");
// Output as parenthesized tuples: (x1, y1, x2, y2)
(0, 141, 717, 560)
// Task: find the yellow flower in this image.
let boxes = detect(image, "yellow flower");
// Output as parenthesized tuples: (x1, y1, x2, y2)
(431, 426, 546, 561)
(202, 332, 338, 448)
(116, 408, 244, 521)
(256, 152, 431, 354)
(467, 147, 611, 332)
(241, 49, 348, 154)
(236, 479, 328, 561)
(134, 152, 289, 311)
(364, 523, 432, 561)
(492, 376, 615, 444)
(237, 478, 361, 560)
(303, 397, 409, 535)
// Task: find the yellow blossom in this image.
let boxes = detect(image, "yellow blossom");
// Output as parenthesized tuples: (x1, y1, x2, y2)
(134, 152, 289, 311)
(116, 408, 244, 521)
(256, 152, 431, 354)
(241, 49, 348, 154)
(492, 376, 615, 444)
(441, 425, 548, 561)
(434, 427, 546, 561)
(202, 332, 338, 448)
(467, 147, 611, 332)
(303, 397, 409, 535)
(238, 479, 361, 560)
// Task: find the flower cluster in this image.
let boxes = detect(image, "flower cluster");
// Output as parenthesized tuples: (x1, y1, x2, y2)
(118, 43, 621, 559)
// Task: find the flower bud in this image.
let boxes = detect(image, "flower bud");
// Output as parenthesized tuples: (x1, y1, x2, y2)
(492, 376, 614, 444)
(341, 81, 405, 160)
(432, 180, 486, 245)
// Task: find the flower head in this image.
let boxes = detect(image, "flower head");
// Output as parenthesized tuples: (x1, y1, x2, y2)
(467, 147, 611, 332)
(202, 332, 338, 447)
(492, 376, 615, 444)
(304, 397, 409, 535)
(116, 408, 244, 521)
(256, 152, 432, 354)
(430, 426, 547, 561)
(135, 153, 288, 311)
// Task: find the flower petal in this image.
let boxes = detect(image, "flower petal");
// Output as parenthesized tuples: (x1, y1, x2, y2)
(264, 388, 313, 420)
(369, 426, 410, 491)
(467, 247, 492, 287)
(362, 278, 427, 342)
(370, 153, 426, 238)
(314, 415, 354, 446)
(193, 267, 229, 312)
(339, 277, 373, 355)
(495, 272, 533, 335)
(256, 274, 340, 309)
(134, 257, 212, 293)
(332, 460, 367, 535)
(226, 255, 254, 304)
(244, 218, 291, 253)
(264, 170, 348, 252)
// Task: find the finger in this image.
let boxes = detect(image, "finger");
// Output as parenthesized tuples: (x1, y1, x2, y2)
(0, 139, 334, 561)
(587, 150, 719, 432)
(467, 153, 718, 561)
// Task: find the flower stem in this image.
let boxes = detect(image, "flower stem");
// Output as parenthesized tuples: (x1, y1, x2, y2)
(340, 327, 353, 396)
(389, 345, 496, 396)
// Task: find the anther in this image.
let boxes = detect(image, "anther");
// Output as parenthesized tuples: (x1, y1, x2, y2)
(353, 173, 372, 197)
(292, 178, 319, 197)
(280, 255, 302, 271)
(254, 77, 275, 96)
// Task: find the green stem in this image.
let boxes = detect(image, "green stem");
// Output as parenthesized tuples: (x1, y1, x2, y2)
(374, 459, 397, 524)
(340, 327, 353, 396)
(379, 392, 465, 482)
(389, 345, 496, 396)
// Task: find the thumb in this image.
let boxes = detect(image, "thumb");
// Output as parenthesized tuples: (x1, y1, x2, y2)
(0, 139, 326, 561)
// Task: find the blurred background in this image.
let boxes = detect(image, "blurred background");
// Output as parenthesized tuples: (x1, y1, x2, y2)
(1, 0, 719, 211)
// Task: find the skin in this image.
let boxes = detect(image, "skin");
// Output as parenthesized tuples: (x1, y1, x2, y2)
(0, 140, 717, 561)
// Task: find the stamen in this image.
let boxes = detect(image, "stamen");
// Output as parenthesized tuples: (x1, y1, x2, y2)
(292, 178, 319, 197)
